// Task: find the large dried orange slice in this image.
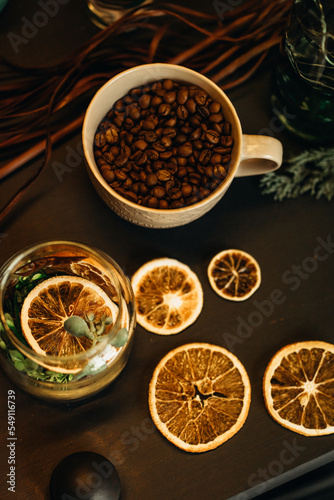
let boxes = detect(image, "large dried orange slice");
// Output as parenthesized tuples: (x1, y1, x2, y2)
(263, 341, 334, 436)
(131, 258, 203, 335)
(149, 343, 251, 452)
(208, 249, 261, 301)
(20, 275, 118, 372)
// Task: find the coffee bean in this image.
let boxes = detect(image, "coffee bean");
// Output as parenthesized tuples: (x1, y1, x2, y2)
(141, 119, 156, 130)
(213, 164, 227, 179)
(157, 169, 171, 182)
(123, 190, 138, 203)
(177, 105, 188, 120)
(128, 105, 141, 121)
(171, 200, 184, 208)
(147, 196, 159, 208)
(210, 153, 222, 165)
(146, 149, 159, 161)
(111, 181, 121, 189)
(151, 95, 163, 107)
(164, 91, 176, 104)
(181, 184, 192, 198)
(205, 165, 214, 177)
(139, 183, 149, 195)
(164, 117, 177, 127)
(198, 106, 210, 118)
(153, 160, 163, 171)
(152, 185, 166, 199)
(115, 154, 128, 168)
(139, 94, 151, 109)
(145, 172, 158, 187)
(175, 133, 187, 144)
(221, 135, 234, 147)
(199, 149, 211, 165)
(130, 171, 140, 182)
(162, 127, 177, 138)
(209, 113, 223, 123)
(190, 127, 202, 141)
(95, 131, 106, 148)
(166, 162, 178, 175)
(134, 139, 148, 151)
(186, 98, 196, 114)
(163, 79, 174, 91)
(94, 79, 234, 209)
(153, 141, 166, 152)
(161, 136, 172, 149)
(169, 188, 182, 200)
(189, 172, 201, 186)
(177, 87, 189, 105)
(185, 195, 199, 206)
(102, 168, 115, 183)
(103, 151, 115, 164)
(205, 130, 220, 144)
(158, 103, 171, 116)
(178, 144, 192, 158)
(145, 131, 158, 143)
(115, 169, 128, 182)
(177, 166, 188, 178)
(200, 188, 211, 198)
(137, 152, 148, 165)
(159, 199, 169, 209)
(223, 122, 231, 135)
(209, 101, 221, 114)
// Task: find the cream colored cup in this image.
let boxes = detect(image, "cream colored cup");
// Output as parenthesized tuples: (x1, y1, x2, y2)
(83, 63, 282, 228)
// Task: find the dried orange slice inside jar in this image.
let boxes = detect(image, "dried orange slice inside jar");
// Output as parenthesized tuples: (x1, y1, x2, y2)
(20, 275, 118, 372)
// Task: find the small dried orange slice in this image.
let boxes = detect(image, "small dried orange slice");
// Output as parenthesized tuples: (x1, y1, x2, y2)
(131, 258, 203, 335)
(263, 341, 334, 436)
(208, 249, 261, 301)
(21, 275, 118, 372)
(149, 343, 251, 452)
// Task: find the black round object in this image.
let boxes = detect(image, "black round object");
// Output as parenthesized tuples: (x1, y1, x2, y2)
(49, 451, 121, 500)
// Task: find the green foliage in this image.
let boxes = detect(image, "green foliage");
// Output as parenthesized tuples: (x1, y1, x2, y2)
(64, 315, 93, 339)
(260, 147, 334, 201)
(110, 328, 129, 348)
(1, 313, 73, 384)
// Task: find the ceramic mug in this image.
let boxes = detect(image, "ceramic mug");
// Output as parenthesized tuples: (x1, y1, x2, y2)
(83, 63, 283, 228)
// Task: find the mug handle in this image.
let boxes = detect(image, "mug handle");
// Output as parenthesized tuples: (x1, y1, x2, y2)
(235, 135, 283, 177)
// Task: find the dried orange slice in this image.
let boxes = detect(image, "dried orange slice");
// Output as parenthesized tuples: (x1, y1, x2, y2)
(149, 343, 251, 452)
(20, 275, 118, 372)
(69, 257, 118, 298)
(208, 249, 261, 301)
(263, 341, 334, 436)
(131, 258, 203, 335)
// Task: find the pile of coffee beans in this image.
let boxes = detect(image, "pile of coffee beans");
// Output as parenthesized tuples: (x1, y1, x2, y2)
(94, 79, 233, 209)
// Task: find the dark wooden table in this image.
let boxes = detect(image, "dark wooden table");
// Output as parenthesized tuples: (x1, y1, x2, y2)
(0, 1, 333, 499)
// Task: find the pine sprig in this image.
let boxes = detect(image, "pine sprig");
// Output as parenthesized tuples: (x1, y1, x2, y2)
(260, 147, 334, 201)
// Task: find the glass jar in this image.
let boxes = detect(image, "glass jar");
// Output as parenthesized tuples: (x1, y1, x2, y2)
(0, 240, 136, 403)
(271, 0, 334, 143)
